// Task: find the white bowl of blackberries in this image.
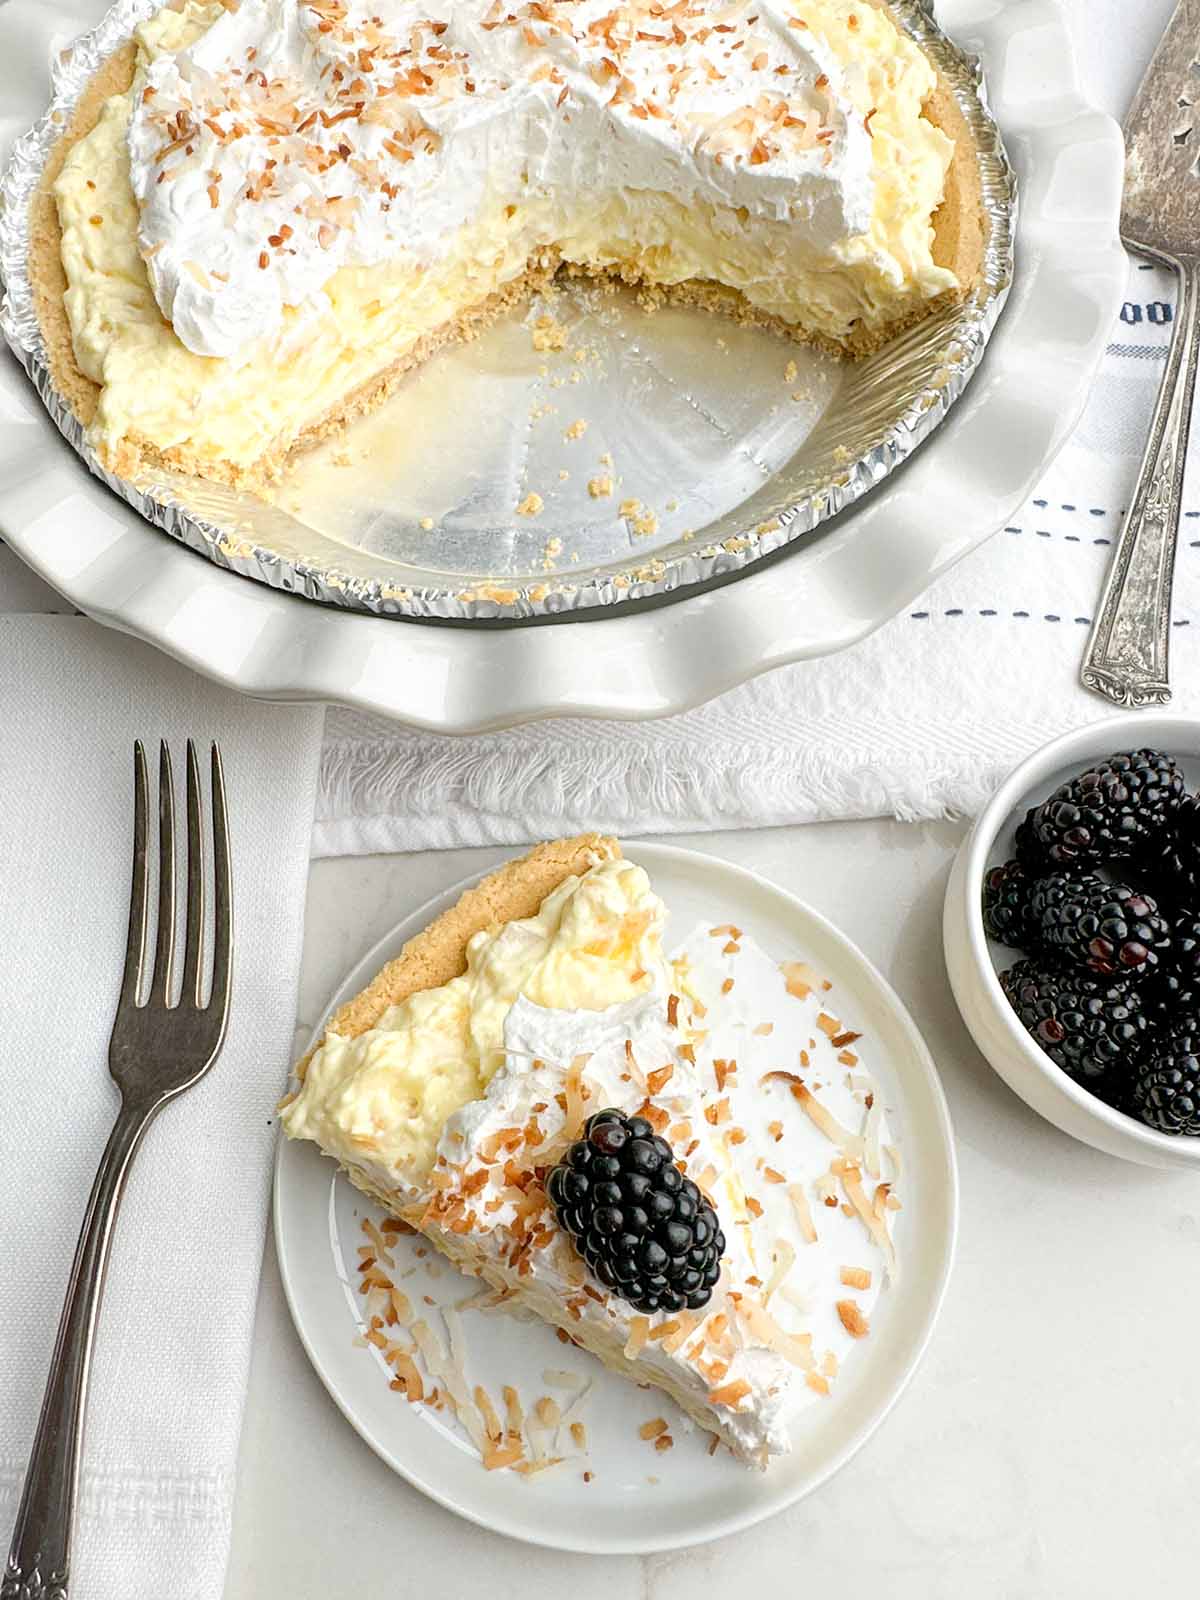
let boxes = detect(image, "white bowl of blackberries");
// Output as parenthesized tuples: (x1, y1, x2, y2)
(945, 716, 1200, 1170)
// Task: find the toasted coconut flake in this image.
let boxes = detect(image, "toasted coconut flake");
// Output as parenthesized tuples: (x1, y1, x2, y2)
(475, 1384, 504, 1444)
(483, 1443, 526, 1471)
(805, 1372, 830, 1396)
(362, 1217, 395, 1264)
(840, 1266, 872, 1290)
(763, 1166, 785, 1185)
(781, 960, 814, 998)
(661, 1312, 698, 1355)
(762, 1240, 796, 1306)
(654, 1434, 675, 1452)
(708, 1379, 752, 1409)
(646, 1064, 673, 1094)
(863, 1096, 884, 1178)
(503, 1384, 525, 1435)
(389, 1350, 424, 1401)
(563, 1053, 593, 1136)
(639, 1417, 670, 1439)
(794, 1085, 864, 1160)
(761, 1070, 804, 1091)
(734, 1297, 814, 1368)
(535, 1396, 561, 1427)
(667, 993, 680, 1027)
(571, 1421, 588, 1449)
(836, 1300, 870, 1338)
(834, 1159, 898, 1281)
(714, 1057, 736, 1091)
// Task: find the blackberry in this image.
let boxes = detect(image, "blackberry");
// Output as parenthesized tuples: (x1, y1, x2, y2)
(545, 1109, 725, 1315)
(1027, 749, 1184, 867)
(1013, 809, 1048, 872)
(999, 958, 1148, 1083)
(1146, 908, 1200, 1023)
(1143, 791, 1200, 910)
(1029, 872, 1171, 977)
(1131, 1021, 1200, 1135)
(982, 859, 1036, 948)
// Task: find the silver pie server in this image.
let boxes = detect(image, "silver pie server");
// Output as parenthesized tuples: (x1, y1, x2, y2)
(1082, 0, 1200, 706)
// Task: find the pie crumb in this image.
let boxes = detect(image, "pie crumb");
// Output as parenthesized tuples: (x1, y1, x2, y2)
(516, 492, 544, 517)
(531, 315, 566, 352)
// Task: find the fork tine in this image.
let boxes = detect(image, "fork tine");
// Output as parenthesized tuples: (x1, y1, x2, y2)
(151, 741, 176, 1002)
(180, 739, 206, 1007)
(207, 742, 233, 1025)
(119, 741, 150, 1008)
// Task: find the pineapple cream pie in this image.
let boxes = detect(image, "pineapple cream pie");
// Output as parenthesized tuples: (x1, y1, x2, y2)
(28, 0, 985, 488)
(280, 836, 902, 1468)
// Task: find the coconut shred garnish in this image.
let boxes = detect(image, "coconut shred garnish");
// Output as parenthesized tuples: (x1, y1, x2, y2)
(125, 0, 887, 359)
(304, 916, 902, 1470)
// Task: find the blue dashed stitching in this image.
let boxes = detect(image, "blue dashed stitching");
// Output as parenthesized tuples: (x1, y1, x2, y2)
(1001, 524, 1113, 546)
(906, 611, 1195, 627)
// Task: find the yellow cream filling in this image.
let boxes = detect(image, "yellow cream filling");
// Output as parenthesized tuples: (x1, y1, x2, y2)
(54, 0, 956, 479)
(280, 859, 669, 1182)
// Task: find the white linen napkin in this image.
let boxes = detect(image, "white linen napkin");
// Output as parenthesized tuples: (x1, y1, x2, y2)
(0, 615, 323, 1600)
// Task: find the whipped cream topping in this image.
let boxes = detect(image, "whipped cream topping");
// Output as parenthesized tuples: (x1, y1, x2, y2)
(282, 857, 669, 1179)
(285, 897, 901, 1463)
(126, 0, 878, 357)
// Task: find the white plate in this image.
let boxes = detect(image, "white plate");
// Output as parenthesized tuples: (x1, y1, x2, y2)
(273, 842, 958, 1553)
(0, 0, 1123, 731)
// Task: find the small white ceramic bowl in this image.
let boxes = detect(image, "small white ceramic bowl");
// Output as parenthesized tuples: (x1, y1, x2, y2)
(945, 714, 1200, 1171)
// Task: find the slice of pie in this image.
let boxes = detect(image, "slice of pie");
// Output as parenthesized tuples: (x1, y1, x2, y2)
(279, 834, 901, 1468)
(27, 0, 985, 489)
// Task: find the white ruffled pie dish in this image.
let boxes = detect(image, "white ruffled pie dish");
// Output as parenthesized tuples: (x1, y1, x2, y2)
(0, 0, 1123, 728)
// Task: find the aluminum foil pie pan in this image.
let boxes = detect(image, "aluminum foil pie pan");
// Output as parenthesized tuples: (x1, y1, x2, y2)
(0, 0, 1015, 623)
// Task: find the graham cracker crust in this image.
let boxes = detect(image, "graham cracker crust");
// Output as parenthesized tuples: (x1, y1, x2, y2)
(28, 9, 988, 490)
(291, 834, 622, 1087)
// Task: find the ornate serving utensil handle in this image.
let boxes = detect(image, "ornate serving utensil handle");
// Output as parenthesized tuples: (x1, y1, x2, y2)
(1082, 251, 1200, 706)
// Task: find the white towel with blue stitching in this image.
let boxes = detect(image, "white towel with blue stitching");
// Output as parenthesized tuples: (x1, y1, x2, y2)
(2, 0, 1197, 855)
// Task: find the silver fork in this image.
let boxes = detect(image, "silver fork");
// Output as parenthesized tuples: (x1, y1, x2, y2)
(3, 741, 233, 1600)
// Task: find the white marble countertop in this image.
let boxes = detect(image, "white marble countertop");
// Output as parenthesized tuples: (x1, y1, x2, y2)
(225, 820, 1200, 1597)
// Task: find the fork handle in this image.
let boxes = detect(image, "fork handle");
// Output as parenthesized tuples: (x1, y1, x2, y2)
(1082, 250, 1200, 706)
(3, 1103, 154, 1600)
